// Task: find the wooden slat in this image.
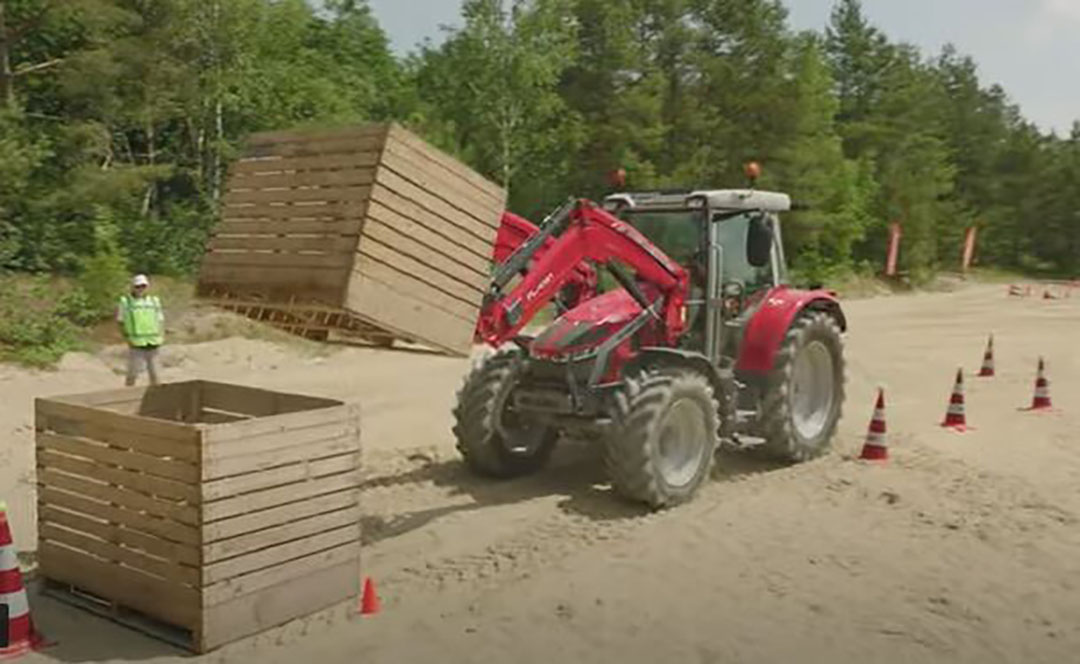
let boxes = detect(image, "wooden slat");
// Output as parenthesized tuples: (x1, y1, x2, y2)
(203, 543, 358, 607)
(203, 433, 359, 480)
(39, 449, 199, 503)
(203, 524, 358, 584)
(37, 432, 197, 484)
(197, 265, 348, 293)
(223, 184, 372, 206)
(198, 410, 249, 424)
(363, 212, 490, 290)
(205, 421, 352, 462)
(38, 469, 199, 526)
(354, 258, 478, 321)
(203, 469, 359, 522)
(61, 386, 148, 407)
(369, 184, 492, 257)
(200, 558, 358, 651)
(199, 381, 339, 418)
(39, 504, 199, 566)
(36, 398, 199, 446)
(374, 168, 495, 243)
(226, 169, 375, 191)
(202, 489, 357, 543)
(366, 199, 489, 273)
(347, 271, 473, 356)
(39, 542, 201, 630)
(359, 237, 485, 302)
(36, 414, 198, 465)
(213, 220, 363, 237)
(382, 131, 505, 212)
(203, 505, 359, 564)
(208, 235, 358, 253)
(387, 124, 505, 203)
(229, 152, 382, 178)
(202, 453, 357, 502)
(381, 141, 503, 227)
(203, 402, 357, 444)
(202, 251, 354, 270)
(40, 523, 199, 586)
(245, 125, 386, 149)
(241, 134, 385, 159)
(39, 487, 200, 547)
(219, 201, 369, 221)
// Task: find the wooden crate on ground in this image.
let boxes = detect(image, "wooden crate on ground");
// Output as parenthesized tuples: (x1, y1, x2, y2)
(196, 123, 506, 356)
(34, 381, 362, 653)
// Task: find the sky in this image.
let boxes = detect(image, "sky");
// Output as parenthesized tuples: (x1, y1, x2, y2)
(365, 0, 1080, 136)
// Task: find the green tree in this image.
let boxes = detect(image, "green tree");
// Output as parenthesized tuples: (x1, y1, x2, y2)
(415, 0, 581, 212)
(772, 35, 875, 280)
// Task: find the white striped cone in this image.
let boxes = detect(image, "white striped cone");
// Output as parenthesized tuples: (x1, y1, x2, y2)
(941, 368, 968, 430)
(978, 335, 995, 377)
(0, 502, 46, 659)
(1029, 358, 1052, 410)
(859, 389, 888, 461)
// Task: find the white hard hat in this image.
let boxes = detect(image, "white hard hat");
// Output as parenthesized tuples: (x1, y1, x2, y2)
(132, 274, 150, 287)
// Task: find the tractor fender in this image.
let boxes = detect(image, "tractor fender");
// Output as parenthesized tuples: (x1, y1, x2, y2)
(735, 287, 846, 376)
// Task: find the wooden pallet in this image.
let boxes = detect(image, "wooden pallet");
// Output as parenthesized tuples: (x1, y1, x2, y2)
(42, 579, 194, 651)
(196, 123, 504, 356)
(35, 381, 362, 653)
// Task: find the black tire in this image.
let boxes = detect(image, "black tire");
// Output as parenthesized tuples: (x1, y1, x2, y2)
(605, 369, 720, 509)
(758, 311, 845, 463)
(452, 349, 558, 478)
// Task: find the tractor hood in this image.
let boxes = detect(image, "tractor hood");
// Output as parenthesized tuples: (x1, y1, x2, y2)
(530, 289, 644, 359)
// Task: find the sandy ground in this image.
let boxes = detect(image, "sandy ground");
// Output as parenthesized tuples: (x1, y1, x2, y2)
(6, 282, 1080, 663)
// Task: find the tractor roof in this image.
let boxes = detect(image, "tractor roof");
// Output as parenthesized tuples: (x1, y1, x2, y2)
(603, 189, 791, 213)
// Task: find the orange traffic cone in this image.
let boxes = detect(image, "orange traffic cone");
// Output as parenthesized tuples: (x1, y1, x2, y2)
(859, 389, 888, 461)
(360, 577, 381, 615)
(978, 334, 995, 377)
(1023, 357, 1053, 411)
(941, 369, 969, 432)
(0, 503, 47, 659)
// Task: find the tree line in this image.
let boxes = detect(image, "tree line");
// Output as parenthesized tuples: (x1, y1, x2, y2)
(1, 0, 1077, 286)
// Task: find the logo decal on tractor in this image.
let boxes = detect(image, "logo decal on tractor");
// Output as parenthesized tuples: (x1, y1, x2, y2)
(527, 273, 554, 302)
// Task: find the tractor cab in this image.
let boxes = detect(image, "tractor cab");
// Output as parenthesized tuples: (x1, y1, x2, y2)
(601, 188, 792, 364)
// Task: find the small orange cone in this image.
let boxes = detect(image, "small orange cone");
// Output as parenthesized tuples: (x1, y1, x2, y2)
(0, 503, 48, 659)
(941, 368, 969, 432)
(360, 577, 381, 615)
(1023, 357, 1053, 411)
(859, 389, 888, 461)
(978, 334, 995, 377)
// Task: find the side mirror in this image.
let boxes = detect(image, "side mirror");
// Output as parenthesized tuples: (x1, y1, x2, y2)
(746, 214, 773, 268)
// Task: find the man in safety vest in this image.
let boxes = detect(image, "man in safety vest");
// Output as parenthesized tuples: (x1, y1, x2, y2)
(116, 274, 165, 386)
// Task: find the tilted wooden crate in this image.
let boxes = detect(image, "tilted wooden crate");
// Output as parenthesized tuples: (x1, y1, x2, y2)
(196, 123, 506, 356)
(35, 381, 361, 653)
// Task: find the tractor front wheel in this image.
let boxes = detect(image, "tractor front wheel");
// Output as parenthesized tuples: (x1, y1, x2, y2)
(759, 311, 845, 463)
(606, 369, 720, 509)
(452, 349, 558, 478)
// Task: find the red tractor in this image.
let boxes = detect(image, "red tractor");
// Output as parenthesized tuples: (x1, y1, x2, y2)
(454, 183, 846, 509)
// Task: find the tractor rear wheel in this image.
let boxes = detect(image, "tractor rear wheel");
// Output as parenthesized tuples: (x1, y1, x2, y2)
(452, 349, 558, 478)
(758, 311, 845, 463)
(606, 369, 719, 509)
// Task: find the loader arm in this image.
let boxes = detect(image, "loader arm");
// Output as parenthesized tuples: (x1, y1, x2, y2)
(494, 211, 598, 304)
(477, 199, 690, 346)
